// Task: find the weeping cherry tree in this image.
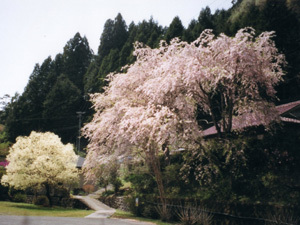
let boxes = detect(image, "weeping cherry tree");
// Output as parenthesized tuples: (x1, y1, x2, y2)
(83, 27, 285, 216)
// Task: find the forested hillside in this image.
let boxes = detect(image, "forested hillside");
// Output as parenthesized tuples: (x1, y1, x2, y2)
(1, 0, 300, 147)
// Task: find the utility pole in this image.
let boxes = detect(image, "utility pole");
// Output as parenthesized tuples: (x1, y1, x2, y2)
(76, 111, 85, 154)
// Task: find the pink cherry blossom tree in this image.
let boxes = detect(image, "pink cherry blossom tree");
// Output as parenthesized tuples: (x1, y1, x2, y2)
(83, 27, 285, 215)
(160, 27, 285, 136)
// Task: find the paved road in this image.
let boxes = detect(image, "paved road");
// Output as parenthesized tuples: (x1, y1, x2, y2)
(0, 215, 153, 225)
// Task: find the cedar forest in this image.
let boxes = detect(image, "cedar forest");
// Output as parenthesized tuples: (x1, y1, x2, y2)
(1, 0, 300, 224)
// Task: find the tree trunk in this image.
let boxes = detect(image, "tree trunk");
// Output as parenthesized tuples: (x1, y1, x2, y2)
(146, 148, 168, 220)
(44, 182, 52, 207)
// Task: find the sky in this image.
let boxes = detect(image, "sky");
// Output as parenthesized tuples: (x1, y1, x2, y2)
(0, 0, 233, 98)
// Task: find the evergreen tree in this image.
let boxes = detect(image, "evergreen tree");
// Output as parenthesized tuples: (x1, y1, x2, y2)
(265, 0, 300, 101)
(228, 0, 300, 102)
(53, 53, 64, 77)
(112, 13, 128, 51)
(4, 5, 300, 146)
(85, 13, 129, 94)
(183, 19, 197, 42)
(213, 9, 231, 35)
(43, 74, 82, 143)
(4, 93, 25, 142)
(83, 59, 99, 94)
(97, 13, 128, 60)
(62, 33, 93, 93)
(134, 18, 164, 48)
(165, 16, 184, 42)
(197, 7, 214, 33)
(5, 58, 57, 141)
(186, 7, 215, 42)
(99, 49, 120, 77)
(97, 19, 115, 60)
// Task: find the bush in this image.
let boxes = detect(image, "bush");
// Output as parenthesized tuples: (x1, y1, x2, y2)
(0, 185, 9, 200)
(111, 178, 122, 193)
(102, 190, 115, 197)
(142, 204, 159, 219)
(34, 195, 50, 207)
(177, 204, 213, 225)
(264, 208, 299, 225)
(156, 204, 173, 222)
(73, 188, 85, 195)
(12, 192, 27, 203)
(53, 186, 70, 198)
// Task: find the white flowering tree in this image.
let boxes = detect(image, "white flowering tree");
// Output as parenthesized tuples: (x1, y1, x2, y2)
(1, 131, 78, 205)
(83, 28, 285, 215)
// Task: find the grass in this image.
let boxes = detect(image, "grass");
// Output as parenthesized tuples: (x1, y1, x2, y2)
(112, 209, 174, 225)
(0, 201, 174, 224)
(0, 201, 94, 217)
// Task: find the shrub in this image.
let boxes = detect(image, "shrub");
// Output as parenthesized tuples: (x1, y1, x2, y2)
(34, 195, 50, 207)
(177, 204, 213, 225)
(12, 192, 27, 203)
(142, 204, 159, 219)
(111, 178, 122, 193)
(53, 186, 70, 199)
(102, 190, 115, 197)
(264, 208, 299, 225)
(0, 185, 9, 200)
(73, 188, 85, 195)
(156, 204, 173, 222)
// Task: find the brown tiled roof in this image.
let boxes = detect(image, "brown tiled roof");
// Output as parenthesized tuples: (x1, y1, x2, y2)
(202, 100, 300, 137)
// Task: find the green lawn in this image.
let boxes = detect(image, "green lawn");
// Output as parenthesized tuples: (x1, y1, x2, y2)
(112, 209, 173, 225)
(0, 201, 94, 217)
(0, 201, 173, 224)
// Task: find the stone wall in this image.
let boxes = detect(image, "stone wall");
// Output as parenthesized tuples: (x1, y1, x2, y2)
(98, 196, 130, 211)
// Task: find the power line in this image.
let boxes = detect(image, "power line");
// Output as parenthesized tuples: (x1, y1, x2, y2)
(76, 111, 85, 154)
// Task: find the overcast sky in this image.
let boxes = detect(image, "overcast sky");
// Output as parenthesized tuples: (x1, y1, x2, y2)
(0, 0, 233, 98)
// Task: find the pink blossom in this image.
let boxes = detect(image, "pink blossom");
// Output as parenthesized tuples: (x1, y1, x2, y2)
(0, 160, 9, 168)
(83, 27, 285, 179)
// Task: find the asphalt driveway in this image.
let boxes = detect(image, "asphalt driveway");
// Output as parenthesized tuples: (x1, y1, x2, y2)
(0, 215, 153, 225)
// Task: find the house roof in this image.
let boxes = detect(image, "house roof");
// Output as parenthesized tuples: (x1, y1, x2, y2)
(203, 100, 300, 137)
(76, 156, 85, 168)
(276, 100, 300, 116)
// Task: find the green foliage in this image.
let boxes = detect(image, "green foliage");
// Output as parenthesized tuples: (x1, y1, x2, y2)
(43, 74, 82, 143)
(124, 164, 156, 195)
(34, 195, 50, 207)
(62, 33, 93, 93)
(1, 8, 300, 220)
(84, 15, 165, 94)
(181, 125, 300, 206)
(0, 128, 10, 158)
(4, 5, 299, 148)
(229, 0, 300, 101)
(12, 192, 27, 203)
(177, 204, 213, 225)
(96, 159, 122, 193)
(264, 208, 299, 225)
(0, 167, 9, 200)
(3, 33, 92, 143)
(165, 16, 184, 43)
